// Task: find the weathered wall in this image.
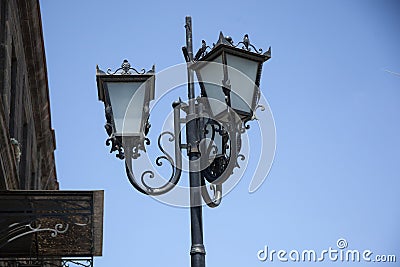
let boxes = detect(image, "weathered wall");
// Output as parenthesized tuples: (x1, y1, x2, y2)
(0, 0, 58, 190)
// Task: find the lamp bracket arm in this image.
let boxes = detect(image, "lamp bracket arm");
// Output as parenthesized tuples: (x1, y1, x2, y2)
(200, 177, 222, 208)
(124, 105, 183, 196)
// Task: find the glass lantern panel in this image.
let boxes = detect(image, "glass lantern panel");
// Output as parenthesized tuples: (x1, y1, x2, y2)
(106, 81, 146, 136)
(197, 56, 227, 118)
(226, 54, 259, 115)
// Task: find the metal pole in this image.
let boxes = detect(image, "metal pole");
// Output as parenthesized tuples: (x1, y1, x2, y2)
(185, 16, 206, 267)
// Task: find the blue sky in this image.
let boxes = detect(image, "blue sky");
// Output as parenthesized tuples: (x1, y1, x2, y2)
(40, 0, 399, 266)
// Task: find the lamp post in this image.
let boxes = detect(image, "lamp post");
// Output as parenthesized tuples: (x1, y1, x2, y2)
(96, 16, 270, 267)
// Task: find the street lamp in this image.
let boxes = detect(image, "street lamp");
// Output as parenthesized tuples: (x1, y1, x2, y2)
(96, 60, 155, 159)
(95, 16, 270, 267)
(191, 32, 271, 123)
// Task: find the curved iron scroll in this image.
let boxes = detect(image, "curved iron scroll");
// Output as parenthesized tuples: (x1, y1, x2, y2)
(234, 34, 263, 54)
(107, 59, 146, 75)
(194, 40, 212, 61)
(200, 178, 222, 208)
(201, 118, 245, 186)
(124, 104, 182, 196)
(0, 217, 88, 249)
(194, 33, 265, 61)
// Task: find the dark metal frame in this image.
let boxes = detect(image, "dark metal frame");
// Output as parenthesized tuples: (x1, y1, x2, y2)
(96, 65, 155, 159)
(191, 32, 271, 122)
(96, 16, 270, 267)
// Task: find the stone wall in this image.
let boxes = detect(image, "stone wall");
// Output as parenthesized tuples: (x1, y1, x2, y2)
(0, 0, 58, 190)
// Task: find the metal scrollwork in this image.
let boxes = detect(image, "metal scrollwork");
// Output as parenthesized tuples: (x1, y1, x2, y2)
(104, 97, 249, 204)
(195, 32, 264, 61)
(201, 117, 244, 186)
(235, 34, 263, 54)
(242, 119, 252, 132)
(104, 105, 124, 159)
(107, 59, 146, 75)
(0, 258, 94, 267)
(104, 105, 113, 136)
(207, 155, 229, 179)
(157, 131, 175, 164)
(105, 136, 124, 159)
(194, 40, 212, 61)
(240, 103, 266, 133)
(104, 105, 152, 160)
(140, 171, 155, 190)
(236, 154, 246, 168)
(130, 136, 150, 160)
(251, 104, 266, 120)
(61, 259, 93, 267)
(140, 131, 175, 190)
(1, 221, 70, 248)
(205, 125, 218, 157)
(207, 32, 265, 56)
(199, 118, 245, 207)
(200, 179, 222, 208)
(124, 104, 183, 196)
